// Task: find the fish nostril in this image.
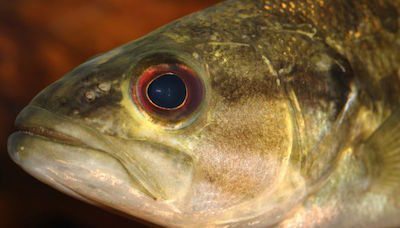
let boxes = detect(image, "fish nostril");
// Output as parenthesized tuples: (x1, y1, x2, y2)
(84, 90, 96, 102)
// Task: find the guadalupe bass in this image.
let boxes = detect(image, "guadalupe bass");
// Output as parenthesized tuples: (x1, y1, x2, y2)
(7, 0, 400, 227)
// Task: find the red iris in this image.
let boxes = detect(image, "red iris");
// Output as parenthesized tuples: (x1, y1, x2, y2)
(132, 63, 204, 122)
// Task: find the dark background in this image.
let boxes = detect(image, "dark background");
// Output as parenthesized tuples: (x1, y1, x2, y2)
(0, 1, 219, 227)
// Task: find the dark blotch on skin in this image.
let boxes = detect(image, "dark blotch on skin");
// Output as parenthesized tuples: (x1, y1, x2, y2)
(211, 76, 281, 103)
(31, 59, 125, 118)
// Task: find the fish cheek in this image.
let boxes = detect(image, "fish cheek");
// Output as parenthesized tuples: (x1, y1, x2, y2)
(192, 94, 294, 207)
(183, 45, 296, 209)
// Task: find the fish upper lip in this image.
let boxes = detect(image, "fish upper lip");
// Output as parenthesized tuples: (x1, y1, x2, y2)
(16, 126, 87, 147)
(13, 105, 113, 154)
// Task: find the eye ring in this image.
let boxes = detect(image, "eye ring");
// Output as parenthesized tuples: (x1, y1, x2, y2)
(133, 63, 204, 123)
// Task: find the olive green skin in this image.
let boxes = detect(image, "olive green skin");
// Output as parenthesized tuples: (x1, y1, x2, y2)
(8, 0, 400, 227)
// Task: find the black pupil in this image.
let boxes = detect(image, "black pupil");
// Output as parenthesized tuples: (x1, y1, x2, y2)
(147, 74, 187, 109)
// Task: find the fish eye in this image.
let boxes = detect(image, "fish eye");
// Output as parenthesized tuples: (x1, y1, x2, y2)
(133, 63, 204, 123)
(147, 73, 187, 110)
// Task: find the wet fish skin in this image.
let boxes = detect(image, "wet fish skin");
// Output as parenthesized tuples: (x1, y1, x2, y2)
(7, 0, 400, 227)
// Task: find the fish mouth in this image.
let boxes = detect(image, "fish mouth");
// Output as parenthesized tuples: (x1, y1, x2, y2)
(8, 105, 192, 223)
(8, 129, 176, 223)
(8, 105, 114, 165)
(16, 126, 87, 148)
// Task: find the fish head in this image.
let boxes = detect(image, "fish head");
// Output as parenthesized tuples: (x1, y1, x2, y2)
(8, 1, 352, 226)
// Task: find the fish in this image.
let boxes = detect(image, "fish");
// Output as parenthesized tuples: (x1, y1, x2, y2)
(7, 0, 400, 227)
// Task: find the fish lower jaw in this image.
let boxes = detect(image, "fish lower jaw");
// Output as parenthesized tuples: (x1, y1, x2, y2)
(7, 132, 183, 224)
